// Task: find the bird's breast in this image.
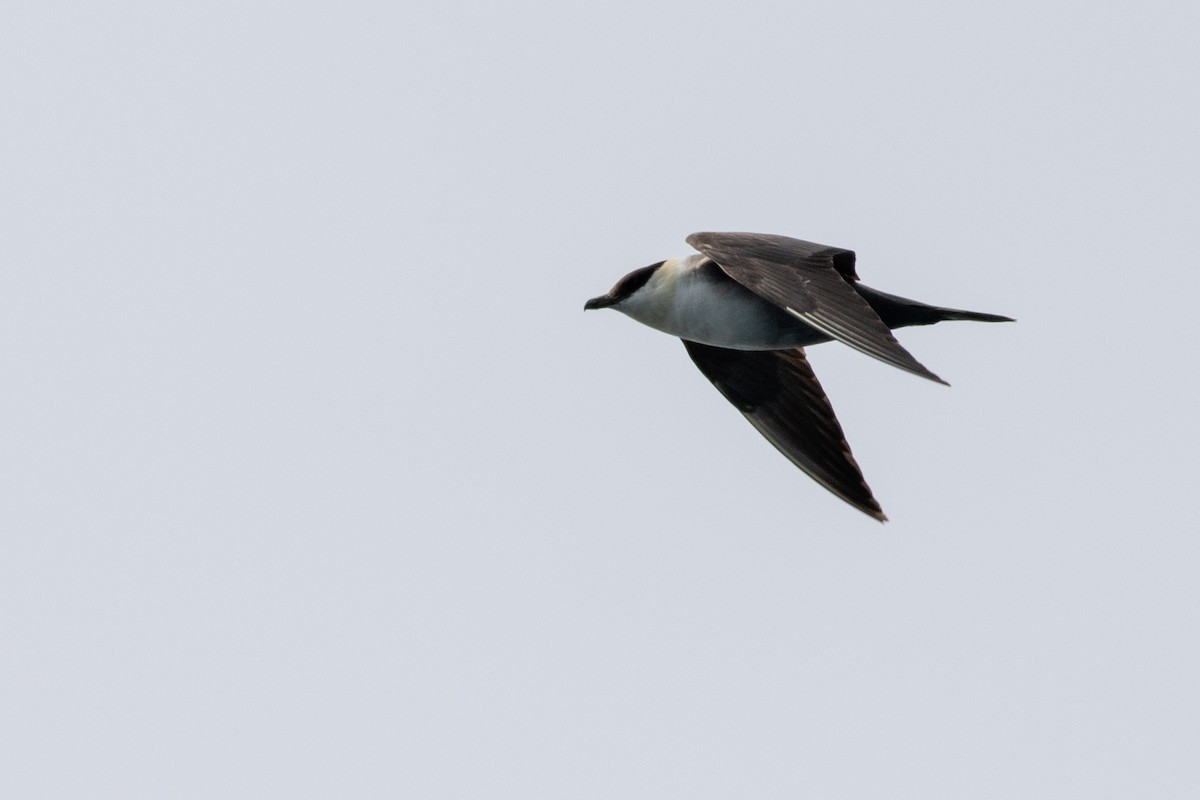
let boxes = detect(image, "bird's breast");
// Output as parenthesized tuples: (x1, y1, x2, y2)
(621, 258, 826, 350)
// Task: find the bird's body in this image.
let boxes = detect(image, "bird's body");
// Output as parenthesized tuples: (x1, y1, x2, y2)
(615, 255, 826, 350)
(585, 232, 1012, 521)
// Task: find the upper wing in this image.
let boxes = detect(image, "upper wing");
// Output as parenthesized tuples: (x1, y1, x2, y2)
(687, 232, 946, 385)
(683, 339, 886, 521)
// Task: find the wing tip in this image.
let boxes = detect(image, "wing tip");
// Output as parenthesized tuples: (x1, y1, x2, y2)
(926, 370, 951, 387)
(843, 490, 888, 522)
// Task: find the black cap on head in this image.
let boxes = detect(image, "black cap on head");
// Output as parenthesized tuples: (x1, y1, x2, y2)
(583, 261, 663, 311)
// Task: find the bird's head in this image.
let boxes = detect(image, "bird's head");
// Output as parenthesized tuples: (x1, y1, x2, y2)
(584, 261, 665, 311)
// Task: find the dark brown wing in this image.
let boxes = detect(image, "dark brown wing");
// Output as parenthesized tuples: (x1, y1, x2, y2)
(686, 232, 946, 385)
(683, 340, 886, 521)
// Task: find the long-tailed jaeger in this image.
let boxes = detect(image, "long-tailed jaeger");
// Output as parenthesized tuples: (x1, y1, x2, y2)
(584, 231, 1012, 521)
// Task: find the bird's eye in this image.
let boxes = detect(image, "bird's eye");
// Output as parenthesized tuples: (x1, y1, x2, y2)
(613, 262, 662, 299)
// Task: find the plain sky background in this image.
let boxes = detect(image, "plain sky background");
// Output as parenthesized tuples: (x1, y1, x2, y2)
(2, 1, 1198, 797)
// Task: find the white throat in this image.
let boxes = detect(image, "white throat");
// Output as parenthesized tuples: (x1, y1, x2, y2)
(615, 255, 810, 350)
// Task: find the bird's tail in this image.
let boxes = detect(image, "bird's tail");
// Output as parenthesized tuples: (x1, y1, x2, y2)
(857, 286, 1014, 329)
(929, 306, 1014, 324)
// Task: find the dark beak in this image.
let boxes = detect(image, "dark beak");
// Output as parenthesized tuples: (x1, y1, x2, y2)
(584, 295, 615, 310)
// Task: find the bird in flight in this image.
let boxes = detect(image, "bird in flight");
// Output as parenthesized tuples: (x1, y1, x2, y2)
(585, 232, 1012, 521)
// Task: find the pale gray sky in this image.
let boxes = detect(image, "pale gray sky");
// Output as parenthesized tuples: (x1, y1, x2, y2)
(2, 1, 1198, 797)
